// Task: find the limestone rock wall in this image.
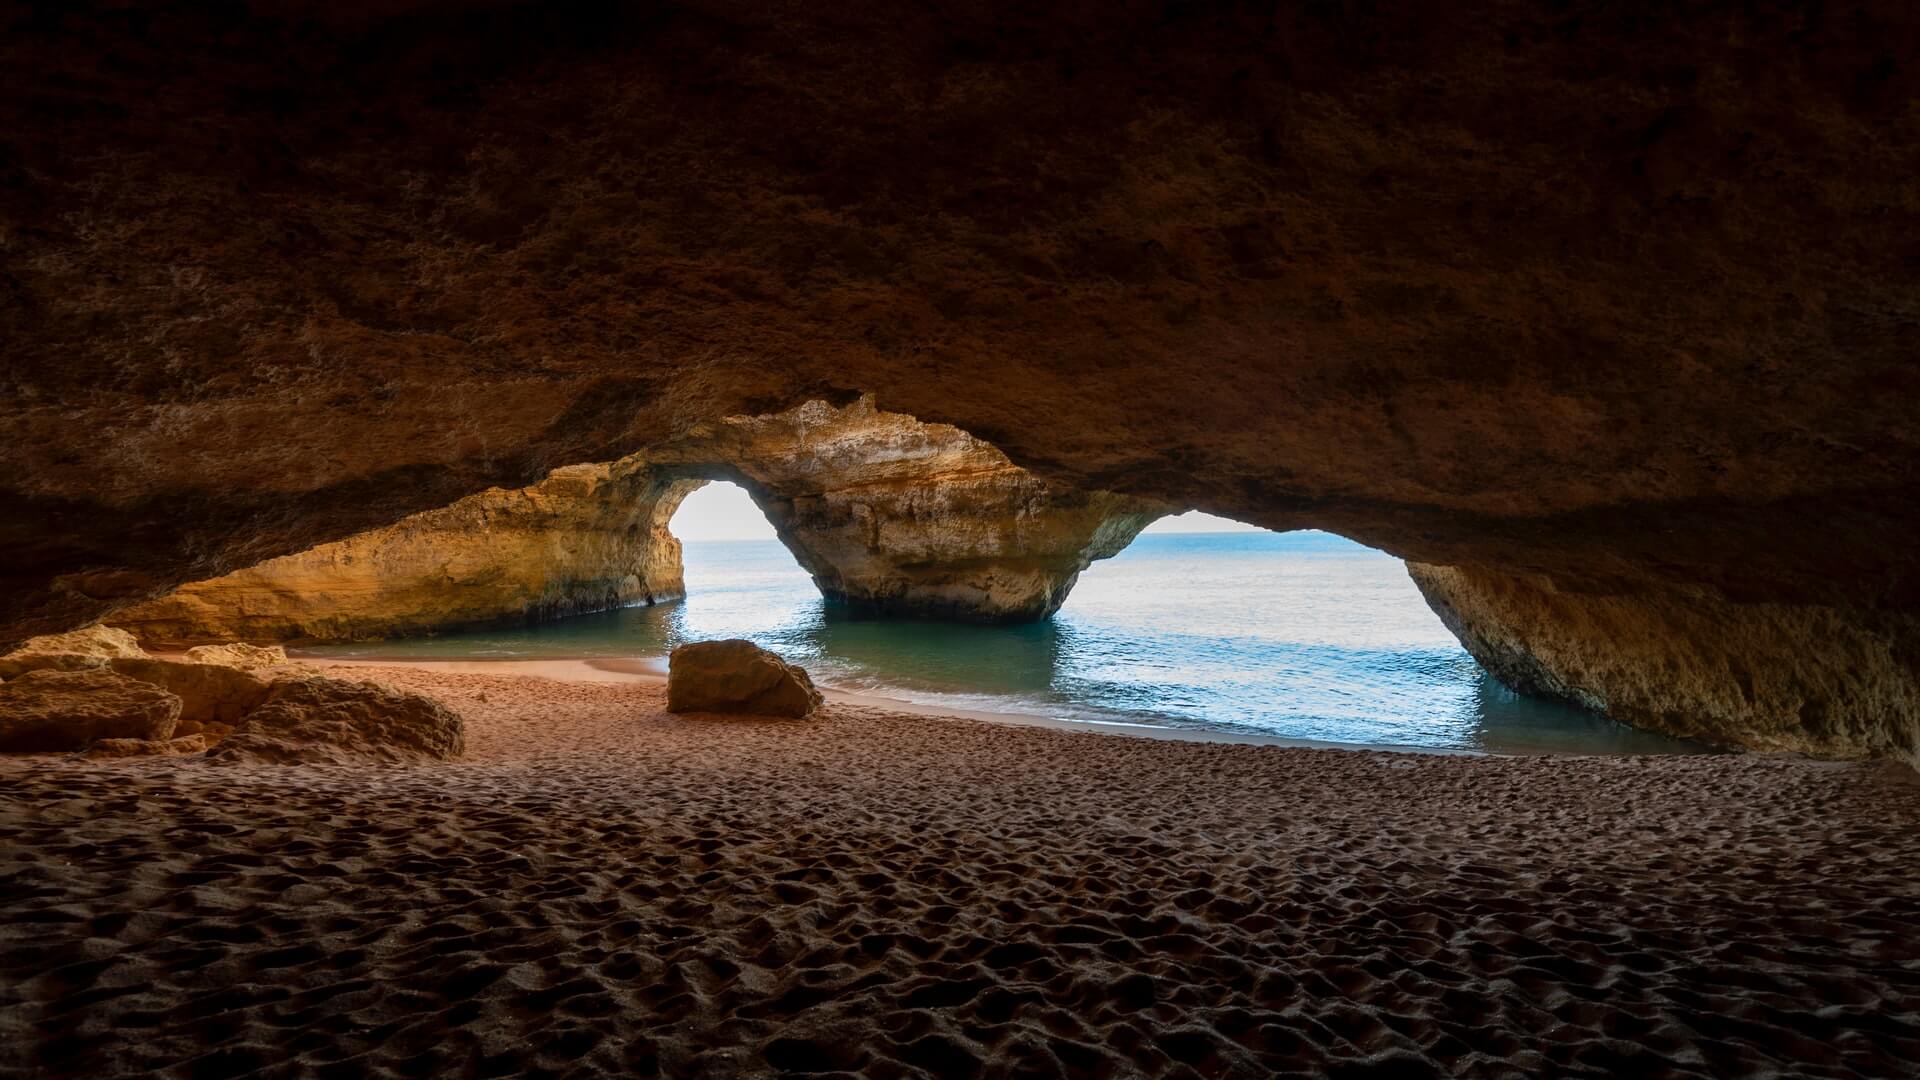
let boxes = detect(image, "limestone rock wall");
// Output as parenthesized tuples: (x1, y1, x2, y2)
(1409, 563, 1920, 762)
(112, 399, 1169, 642)
(766, 480, 1158, 622)
(650, 399, 1168, 621)
(111, 467, 700, 646)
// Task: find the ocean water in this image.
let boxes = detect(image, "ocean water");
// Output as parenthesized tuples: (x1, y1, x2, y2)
(302, 531, 1709, 755)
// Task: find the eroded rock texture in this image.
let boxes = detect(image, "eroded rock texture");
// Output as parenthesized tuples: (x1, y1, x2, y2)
(105, 656, 273, 730)
(0, 626, 149, 679)
(652, 399, 1167, 622)
(3, 4, 1918, 753)
(667, 640, 822, 719)
(80, 733, 217, 759)
(209, 677, 467, 765)
(181, 643, 290, 670)
(0, 669, 182, 752)
(111, 466, 700, 645)
(1410, 564, 1920, 761)
(0, 629, 463, 760)
(113, 399, 1167, 641)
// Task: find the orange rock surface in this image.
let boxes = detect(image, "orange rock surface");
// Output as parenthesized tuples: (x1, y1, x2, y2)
(666, 640, 823, 719)
(113, 398, 1166, 641)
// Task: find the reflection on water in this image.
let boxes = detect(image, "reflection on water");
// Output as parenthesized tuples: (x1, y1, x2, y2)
(301, 532, 1710, 755)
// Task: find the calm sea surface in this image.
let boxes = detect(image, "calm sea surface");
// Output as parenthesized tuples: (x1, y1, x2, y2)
(302, 532, 1708, 755)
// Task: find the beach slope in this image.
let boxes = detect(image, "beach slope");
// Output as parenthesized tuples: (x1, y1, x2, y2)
(2, 664, 1916, 1076)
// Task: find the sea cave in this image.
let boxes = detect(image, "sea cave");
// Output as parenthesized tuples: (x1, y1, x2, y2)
(1, 3, 1917, 1076)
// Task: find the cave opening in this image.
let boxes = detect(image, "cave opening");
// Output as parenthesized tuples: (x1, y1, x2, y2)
(663, 480, 820, 644)
(670, 481, 783, 547)
(1050, 515, 1711, 755)
(92, 423, 1716, 754)
(5, 9, 1917, 1073)
(616, 492, 1707, 755)
(80, 390, 1780, 757)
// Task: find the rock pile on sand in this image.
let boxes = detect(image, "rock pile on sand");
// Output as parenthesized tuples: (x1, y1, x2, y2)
(0, 624, 148, 678)
(0, 628, 464, 762)
(210, 676, 466, 764)
(0, 668, 182, 751)
(667, 639, 822, 718)
(105, 656, 272, 734)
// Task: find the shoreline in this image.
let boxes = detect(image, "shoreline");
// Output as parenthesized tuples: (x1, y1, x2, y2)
(308, 654, 1497, 756)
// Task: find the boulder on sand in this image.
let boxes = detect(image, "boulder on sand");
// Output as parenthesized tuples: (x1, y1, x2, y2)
(0, 624, 149, 679)
(667, 639, 822, 718)
(209, 676, 465, 764)
(108, 657, 273, 730)
(0, 668, 182, 751)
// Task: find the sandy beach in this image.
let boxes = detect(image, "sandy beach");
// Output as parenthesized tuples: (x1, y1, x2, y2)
(3, 661, 1918, 1077)
(313, 656, 1492, 755)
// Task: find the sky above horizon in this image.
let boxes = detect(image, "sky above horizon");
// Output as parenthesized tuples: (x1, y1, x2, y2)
(669, 481, 1265, 541)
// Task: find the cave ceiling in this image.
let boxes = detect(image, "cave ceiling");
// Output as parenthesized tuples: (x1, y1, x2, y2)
(1, 1, 1917, 644)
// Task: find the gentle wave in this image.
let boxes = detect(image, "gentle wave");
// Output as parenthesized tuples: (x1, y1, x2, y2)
(303, 532, 1709, 756)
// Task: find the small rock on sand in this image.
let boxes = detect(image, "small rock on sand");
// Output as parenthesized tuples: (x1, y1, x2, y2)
(667, 639, 822, 718)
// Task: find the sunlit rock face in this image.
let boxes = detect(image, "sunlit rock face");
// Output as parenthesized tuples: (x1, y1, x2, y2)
(771, 481, 1157, 622)
(1410, 564, 1920, 763)
(0, 625, 148, 679)
(112, 399, 1167, 642)
(2, 4, 1918, 754)
(667, 640, 822, 719)
(650, 399, 1168, 622)
(111, 467, 700, 646)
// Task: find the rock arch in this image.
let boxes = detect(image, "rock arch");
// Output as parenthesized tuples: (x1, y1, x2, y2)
(107, 464, 706, 647)
(108, 398, 1169, 644)
(644, 399, 1168, 622)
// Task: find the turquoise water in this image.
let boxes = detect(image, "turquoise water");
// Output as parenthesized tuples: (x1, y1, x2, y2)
(300, 532, 1708, 755)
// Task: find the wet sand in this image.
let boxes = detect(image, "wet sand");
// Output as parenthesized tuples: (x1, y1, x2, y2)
(2, 662, 1918, 1077)
(315, 656, 1488, 755)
